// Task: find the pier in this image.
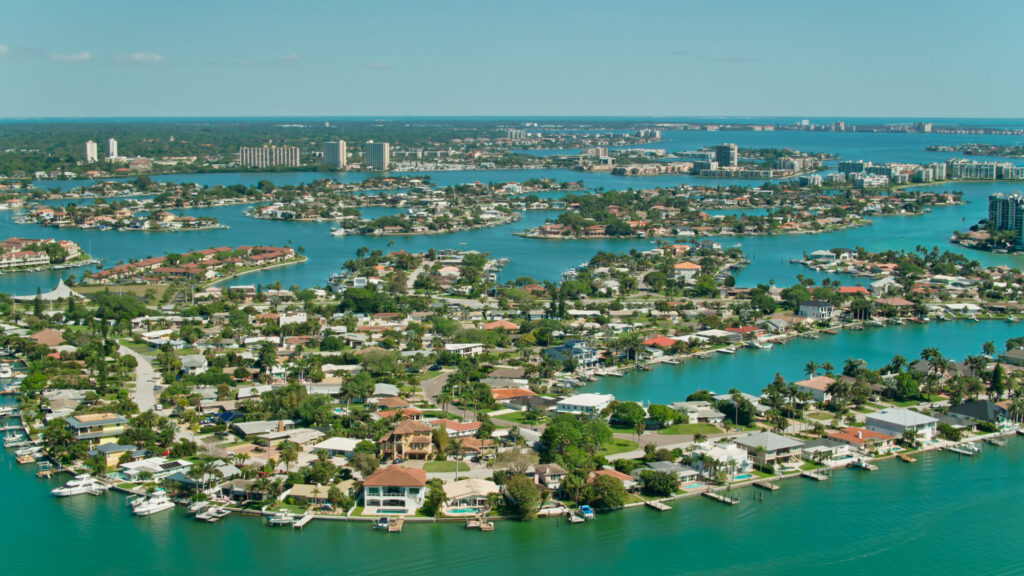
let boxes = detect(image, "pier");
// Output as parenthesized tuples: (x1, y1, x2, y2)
(388, 518, 404, 532)
(292, 514, 313, 529)
(801, 470, 829, 481)
(645, 500, 672, 511)
(702, 491, 739, 505)
(946, 445, 977, 457)
(753, 480, 780, 491)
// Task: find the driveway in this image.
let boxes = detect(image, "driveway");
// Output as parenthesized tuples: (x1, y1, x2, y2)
(120, 345, 159, 412)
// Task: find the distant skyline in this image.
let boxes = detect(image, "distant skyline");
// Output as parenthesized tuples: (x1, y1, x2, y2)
(2, 0, 1022, 118)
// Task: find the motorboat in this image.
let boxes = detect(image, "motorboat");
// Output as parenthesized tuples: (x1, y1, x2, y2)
(132, 490, 176, 516)
(267, 510, 297, 526)
(0, 364, 12, 379)
(51, 474, 108, 497)
(579, 505, 595, 520)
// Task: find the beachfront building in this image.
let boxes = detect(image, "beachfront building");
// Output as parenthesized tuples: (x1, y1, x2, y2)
(322, 139, 347, 168)
(734, 431, 804, 469)
(542, 340, 600, 367)
(691, 441, 751, 474)
(865, 408, 938, 441)
(64, 413, 128, 446)
(555, 393, 615, 415)
(362, 465, 426, 515)
(120, 457, 192, 482)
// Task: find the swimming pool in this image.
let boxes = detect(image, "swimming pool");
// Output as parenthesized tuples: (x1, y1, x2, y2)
(682, 482, 707, 490)
(375, 508, 407, 515)
(733, 474, 753, 481)
(446, 507, 481, 515)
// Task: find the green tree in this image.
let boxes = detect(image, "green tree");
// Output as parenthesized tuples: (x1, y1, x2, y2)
(581, 474, 627, 509)
(639, 469, 677, 497)
(503, 474, 540, 520)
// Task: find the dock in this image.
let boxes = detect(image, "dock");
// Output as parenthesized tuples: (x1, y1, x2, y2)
(466, 518, 495, 531)
(645, 500, 672, 511)
(567, 513, 585, 523)
(753, 480, 780, 491)
(986, 438, 1007, 447)
(702, 491, 739, 505)
(946, 445, 977, 456)
(293, 514, 313, 529)
(801, 470, 829, 481)
(848, 460, 879, 471)
(388, 518, 404, 532)
(898, 454, 917, 463)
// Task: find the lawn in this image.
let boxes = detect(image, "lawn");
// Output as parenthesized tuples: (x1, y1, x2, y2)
(807, 412, 834, 421)
(657, 423, 720, 436)
(423, 461, 460, 473)
(272, 502, 309, 515)
(76, 283, 168, 300)
(598, 438, 638, 457)
(493, 411, 546, 425)
(800, 462, 824, 471)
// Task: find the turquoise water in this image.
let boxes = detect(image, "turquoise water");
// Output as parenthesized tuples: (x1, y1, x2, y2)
(733, 474, 753, 480)
(586, 320, 1023, 403)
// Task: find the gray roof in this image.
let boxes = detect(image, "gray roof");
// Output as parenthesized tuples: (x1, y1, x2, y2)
(181, 354, 208, 369)
(734, 431, 804, 453)
(233, 419, 294, 436)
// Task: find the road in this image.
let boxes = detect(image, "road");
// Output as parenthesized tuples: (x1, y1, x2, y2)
(120, 345, 159, 412)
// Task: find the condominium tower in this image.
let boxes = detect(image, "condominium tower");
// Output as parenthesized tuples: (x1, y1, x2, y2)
(322, 140, 347, 169)
(364, 141, 391, 170)
(238, 145, 301, 168)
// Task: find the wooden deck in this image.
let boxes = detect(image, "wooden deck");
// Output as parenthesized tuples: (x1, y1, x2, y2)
(801, 470, 828, 481)
(753, 480, 780, 491)
(702, 491, 738, 505)
(645, 501, 671, 511)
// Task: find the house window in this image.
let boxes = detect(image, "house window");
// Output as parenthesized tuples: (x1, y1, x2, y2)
(367, 488, 380, 495)
(408, 488, 420, 496)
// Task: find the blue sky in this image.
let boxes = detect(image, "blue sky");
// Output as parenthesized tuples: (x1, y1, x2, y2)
(1, 0, 1021, 118)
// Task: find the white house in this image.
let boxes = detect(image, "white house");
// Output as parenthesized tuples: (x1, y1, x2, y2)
(794, 375, 833, 403)
(444, 343, 484, 356)
(798, 299, 837, 321)
(313, 437, 359, 459)
(180, 354, 209, 376)
(555, 393, 615, 415)
(362, 466, 427, 516)
(865, 408, 937, 441)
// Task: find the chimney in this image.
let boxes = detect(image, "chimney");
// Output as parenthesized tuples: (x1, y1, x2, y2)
(856, 431, 862, 439)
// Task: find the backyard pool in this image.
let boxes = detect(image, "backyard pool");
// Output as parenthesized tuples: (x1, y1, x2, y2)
(733, 474, 753, 481)
(446, 507, 482, 515)
(682, 482, 707, 491)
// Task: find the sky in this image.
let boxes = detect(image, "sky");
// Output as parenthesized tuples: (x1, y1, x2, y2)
(1, 0, 1022, 118)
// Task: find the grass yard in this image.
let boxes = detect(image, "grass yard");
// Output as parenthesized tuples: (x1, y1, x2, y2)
(493, 411, 546, 425)
(422, 461, 460, 473)
(807, 412, 834, 421)
(598, 438, 638, 457)
(657, 423, 721, 436)
(76, 283, 169, 300)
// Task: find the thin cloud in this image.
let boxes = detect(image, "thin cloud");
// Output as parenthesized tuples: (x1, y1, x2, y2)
(116, 51, 165, 65)
(363, 62, 393, 70)
(50, 51, 92, 62)
(279, 52, 300, 62)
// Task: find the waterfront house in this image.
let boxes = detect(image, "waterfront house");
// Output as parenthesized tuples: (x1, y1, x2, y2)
(691, 441, 751, 474)
(64, 413, 128, 446)
(800, 438, 850, 462)
(86, 443, 141, 468)
(442, 478, 500, 509)
(378, 420, 434, 460)
(542, 340, 600, 367)
(640, 461, 700, 482)
(828, 427, 895, 453)
(555, 393, 615, 415)
(948, 400, 1007, 424)
(865, 408, 937, 441)
(798, 299, 837, 321)
(794, 375, 834, 404)
(362, 466, 427, 515)
(734, 431, 804, 469)
(120, 457, 192, 482)
(533, 463, 568, 490)
(589, 469, 638, 492)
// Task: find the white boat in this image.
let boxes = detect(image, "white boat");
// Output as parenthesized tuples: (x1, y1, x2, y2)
(268, 510, 297, 526)
(0, 405, 16, 417)
(0, 364, 12, 379)
(51, 474, 108, 497)
(330, 227, 348, 237)
(132, 491, 176, 516)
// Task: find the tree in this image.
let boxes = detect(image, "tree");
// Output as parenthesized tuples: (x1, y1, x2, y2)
(446, 438, 465, 477)
(804, 361, 819, 378)
(639, 470, 677, 497)
(503, 474, 540, 520)
(581, 474, 627, 509)
(646, 404, 679, 429)
(609, 401, 645, 430)
(420, 478, 446, 517)
(900, 428, 919, 449)
(349, 452, 380, 478)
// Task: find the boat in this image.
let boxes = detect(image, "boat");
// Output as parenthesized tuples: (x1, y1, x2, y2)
(132, 490, 175, 516)
(898, 454, 917, 463)
(330, 227, 348, 237)
(188, 500, 210, 515)
(986, 438, 1008, 447)
(373, 516, 391, 531)
(579, 505, 595, 520)
(847, 459, 878, 471)
(717, 347, 736, 355)
(0, 364, 12, 379)
(51, 474, 108, 497)
(268, 510, 297, 526)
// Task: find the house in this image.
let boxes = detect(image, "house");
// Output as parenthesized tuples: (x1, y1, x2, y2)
(800, 438, 850, 462)
(379, 420, 435, 460)
(120, 457, 192, 482)
(733, 431, 804, 468)
(555, 393, 614, 415)
(86, 443, 141, 468)
(313, 437, 360, 459)
(533, 463, 567, 490)
(428, 418, 481, 438)
(691, 441, 750, 474)
(542, 340, 599, 367)
(998, 348, 1024, 367)
(640, 461, 700, 482)
(670, 401, 724, 424)
(442, 478, 500, 509)
(180, 354, 209, 376)
(233, 419, 295, 437)
(870, 277, 901, 295)
(483, 320, 518, 331)
(444, 343, 484, 356)
(798, 299, 836, 321)
(166, 461, 241, 489)
(491, 387, 537, 404)
(794, 375, 834, 403)
(589, 468, 638, 492)
(672, 261, 702, 281)
(362, 466, 427, 515)
(948, 400, 1007, 424)
(64, 413, 128, 446)
(288, 482, 352, 507)
(865, 408, 938, 441)
(828, 427, 895, 452)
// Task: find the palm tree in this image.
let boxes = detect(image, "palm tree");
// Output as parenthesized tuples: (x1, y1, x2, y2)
(804, 361, 818, 378)
(821, 362, 835, 377)
(278, 441, 298, 473)
(446, 439, 464, 477)
(983, 341, 996, 357)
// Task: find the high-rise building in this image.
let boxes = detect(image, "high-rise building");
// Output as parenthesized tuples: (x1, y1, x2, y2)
(713, 143, 738, 167)
(85, 140, 98, 163)
(506, 129, 527, 141)
(988, 193, 1024, 246)
(364, 141, 391, 170)
(322, 140, 347, 168)
(238, 146, 301, 168)
(837, 160, 868, 174)
(108, 138, 118, 159)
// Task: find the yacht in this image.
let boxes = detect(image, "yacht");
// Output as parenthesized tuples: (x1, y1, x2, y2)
(51, 474, 108, 497)
(330, 227, 348, 237)
(132, 491, 176, 516)
(0, 364, 12, 379)
(267, 510, 297, 526)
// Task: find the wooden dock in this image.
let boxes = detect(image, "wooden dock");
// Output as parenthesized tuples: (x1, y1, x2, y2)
(753, 480, 780, 491)
(946, 445, 977, 457)
(388, 518, 404, 533)
(645, 500, 672, 511)
(702, 491, 738, 505)
(292, 514, 313, 529)
(801, 470, 828, 481)
(567, 513, 585, 523)
(898, 454, 917, 463)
